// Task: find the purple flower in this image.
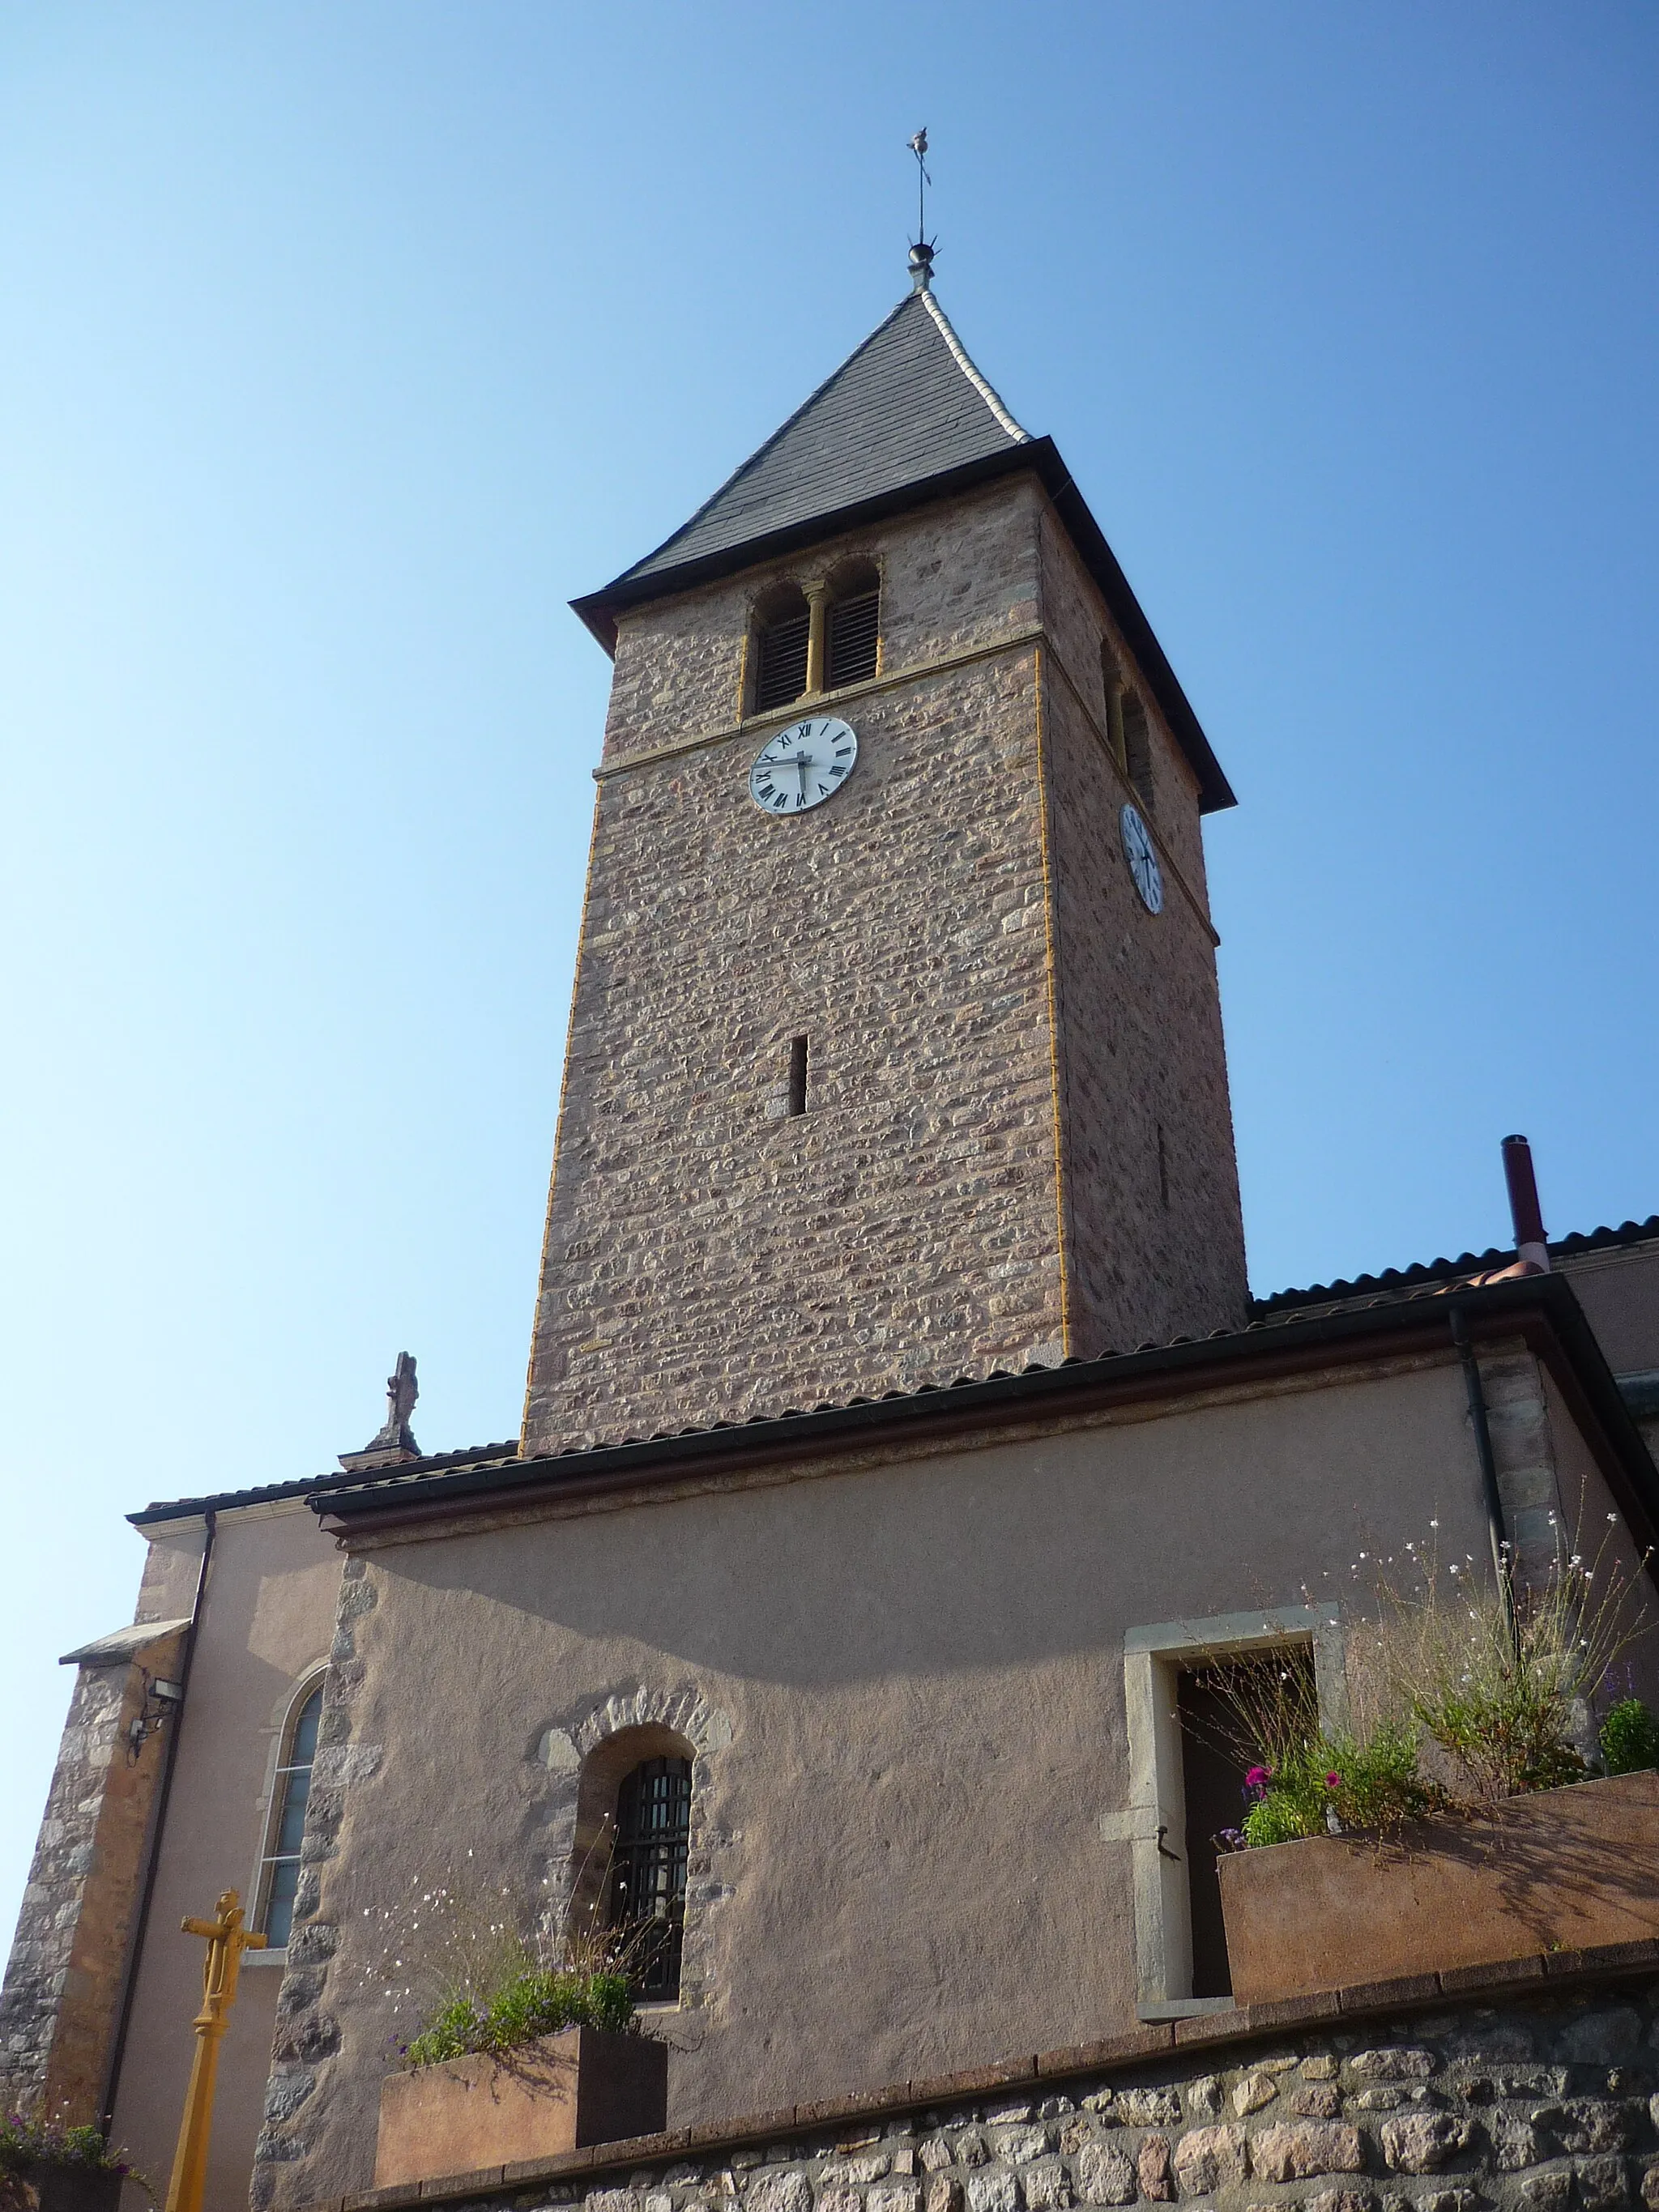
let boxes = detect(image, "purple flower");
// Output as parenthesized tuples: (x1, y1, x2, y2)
(1324, 1772, 1341, 1790)
(1244, 1764, 1272, 1796)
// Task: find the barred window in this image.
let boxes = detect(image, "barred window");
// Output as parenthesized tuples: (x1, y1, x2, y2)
(753, 591, 810, 713)
(256, 1681, 322, 1949)
(606, 1755, 692, 2000)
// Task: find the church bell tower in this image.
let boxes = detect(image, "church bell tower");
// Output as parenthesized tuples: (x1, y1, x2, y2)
(522, 264, 1247, 1455)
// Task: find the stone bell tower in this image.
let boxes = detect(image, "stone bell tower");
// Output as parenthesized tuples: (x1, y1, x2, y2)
(522, 260, 1247, 1455)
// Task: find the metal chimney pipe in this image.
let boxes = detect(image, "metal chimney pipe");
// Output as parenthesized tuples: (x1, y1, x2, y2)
(1502, 1133, 1550, 1273)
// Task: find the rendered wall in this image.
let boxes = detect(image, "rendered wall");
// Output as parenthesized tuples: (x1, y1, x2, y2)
(106, 1503, 340, 2212)
(254, 1346, 1589, 2210)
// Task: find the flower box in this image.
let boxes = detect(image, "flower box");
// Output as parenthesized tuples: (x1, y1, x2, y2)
(18, 2167, 125, 2212)
(1217, 1767, 1659, 2005)
(373, 2027, 667, 2189)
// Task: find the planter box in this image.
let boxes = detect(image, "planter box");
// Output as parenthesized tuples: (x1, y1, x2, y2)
(23, 2168, 124, 2212)
(374, 2027, 667, 2189)
(1218, 1767, 1659, 2005)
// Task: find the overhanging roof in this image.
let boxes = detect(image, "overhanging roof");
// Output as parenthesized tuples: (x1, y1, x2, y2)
(309, 1274, 1657, 1554)
(570, 288, 1235, 816)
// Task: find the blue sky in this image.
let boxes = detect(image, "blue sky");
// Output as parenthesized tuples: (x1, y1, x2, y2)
(2, 4, 1656, 1954)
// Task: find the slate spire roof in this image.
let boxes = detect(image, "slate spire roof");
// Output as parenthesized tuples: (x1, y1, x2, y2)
(617, 288, 1030, 591)
(569, 279, 1236, 813)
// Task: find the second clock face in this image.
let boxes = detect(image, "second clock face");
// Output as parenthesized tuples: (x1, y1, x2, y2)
(1120, 802, 1164, 914)
(748, 717, 859, 815)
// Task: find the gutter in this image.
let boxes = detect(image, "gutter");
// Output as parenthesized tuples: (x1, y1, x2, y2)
(312, 1275, 1659, 1551)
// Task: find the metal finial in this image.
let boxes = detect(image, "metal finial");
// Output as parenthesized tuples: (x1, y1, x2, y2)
(907, 128, 936, 288)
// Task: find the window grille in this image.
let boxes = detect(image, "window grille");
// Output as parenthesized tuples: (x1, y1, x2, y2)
(753, 612, 810, 712)
(826, 590, 879, 688)
(257, 1681, 322, 1949)
(606, 1754, 692, 2000)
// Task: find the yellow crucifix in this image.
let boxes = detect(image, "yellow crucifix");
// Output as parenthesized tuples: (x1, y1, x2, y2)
(164, 1890, 267, 2212)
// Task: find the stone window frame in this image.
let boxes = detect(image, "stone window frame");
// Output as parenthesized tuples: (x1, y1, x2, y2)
(1108, 1604, 1344, 2020)
(245, 1664, 329, 1964)
(535, 1685, 732, 2018)
(740, 552, 885, 719)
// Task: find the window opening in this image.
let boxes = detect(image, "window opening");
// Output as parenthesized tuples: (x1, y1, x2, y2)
(257, 1681, 322, 1949)
(787, 1035, 808, 1118)
(826, 590, 879, 688)
(606, 1754, 692, 2000)
(1176, 1647, 1317, 2000)
(1101, 649, 1128, 774)
(1123, 693, 1155, 817)
(753, 606, 810, 713)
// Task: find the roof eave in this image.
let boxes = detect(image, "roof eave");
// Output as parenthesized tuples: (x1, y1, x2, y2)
(570, 438, 1236, 816)
(311, 1276, 1657, 1548)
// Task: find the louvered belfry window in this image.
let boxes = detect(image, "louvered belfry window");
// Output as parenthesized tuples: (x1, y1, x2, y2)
(826, 589, 879, 688)
(753, 607, 810, 712)
(606, 1755, 693, 1999)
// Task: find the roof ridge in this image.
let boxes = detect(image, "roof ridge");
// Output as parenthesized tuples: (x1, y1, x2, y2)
(917, 288, 1030, 444)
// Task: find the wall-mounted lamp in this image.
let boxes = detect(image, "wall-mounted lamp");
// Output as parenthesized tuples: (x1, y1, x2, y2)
(127, 1671, 185, 1761)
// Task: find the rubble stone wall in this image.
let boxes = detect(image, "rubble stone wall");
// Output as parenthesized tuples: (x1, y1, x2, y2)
(305, 1967, 1659, 2212)
(0, 1626, 186, 2124)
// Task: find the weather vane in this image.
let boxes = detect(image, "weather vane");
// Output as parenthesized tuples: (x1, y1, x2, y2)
(907, 127, 936, 291)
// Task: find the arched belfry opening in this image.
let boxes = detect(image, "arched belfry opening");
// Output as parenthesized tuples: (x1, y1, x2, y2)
(750, 584, 811, 714)
(825, 558, 880, 689)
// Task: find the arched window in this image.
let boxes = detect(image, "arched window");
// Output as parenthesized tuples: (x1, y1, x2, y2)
(752, 587, 811, 714)
(825, 562, 880, 689)
(256, 1680, 322, 1949)
(605, 1755, 692, 2000)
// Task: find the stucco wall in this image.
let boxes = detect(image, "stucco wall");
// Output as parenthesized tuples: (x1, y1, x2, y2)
(257, 1349, 1542, 2210)
(109, 1502, 339, 2212)
(1557, 1242, 1659, 1381)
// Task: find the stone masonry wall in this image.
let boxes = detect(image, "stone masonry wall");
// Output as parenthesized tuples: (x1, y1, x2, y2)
(0, 1626, 186, 2124)
(523, 469, 1246, 1452)
(300, 1966, 1659, 2212)
(1041, 655, 1247, 1357)
(599, 480, 1045, 771)
(524, 478, 1068, 1453)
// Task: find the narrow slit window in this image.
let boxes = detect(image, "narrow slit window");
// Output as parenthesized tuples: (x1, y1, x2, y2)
(753, 606, 810, 713)
(606, 1755, 693, 2000)
(826, 590, 879, 688)
(787, 1035, 808, 1117)
(257, 1681, 323, 1949)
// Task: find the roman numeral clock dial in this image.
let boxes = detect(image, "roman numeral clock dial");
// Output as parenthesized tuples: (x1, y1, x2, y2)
(748, 717, 859, 814)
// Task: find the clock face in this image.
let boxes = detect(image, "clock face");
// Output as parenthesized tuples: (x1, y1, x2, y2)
(748, 717, 859, 815)
(1120, 802, 1164, 914)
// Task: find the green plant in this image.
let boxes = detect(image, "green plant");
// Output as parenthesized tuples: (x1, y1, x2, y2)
(1600, 1696, 1659, 1776)
(0, 2115, 150, 2194)
(1359, 1527, 1646, 1802)
(403, 1967, 634, 2068)
(1235, 1723, 1443, 1847)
